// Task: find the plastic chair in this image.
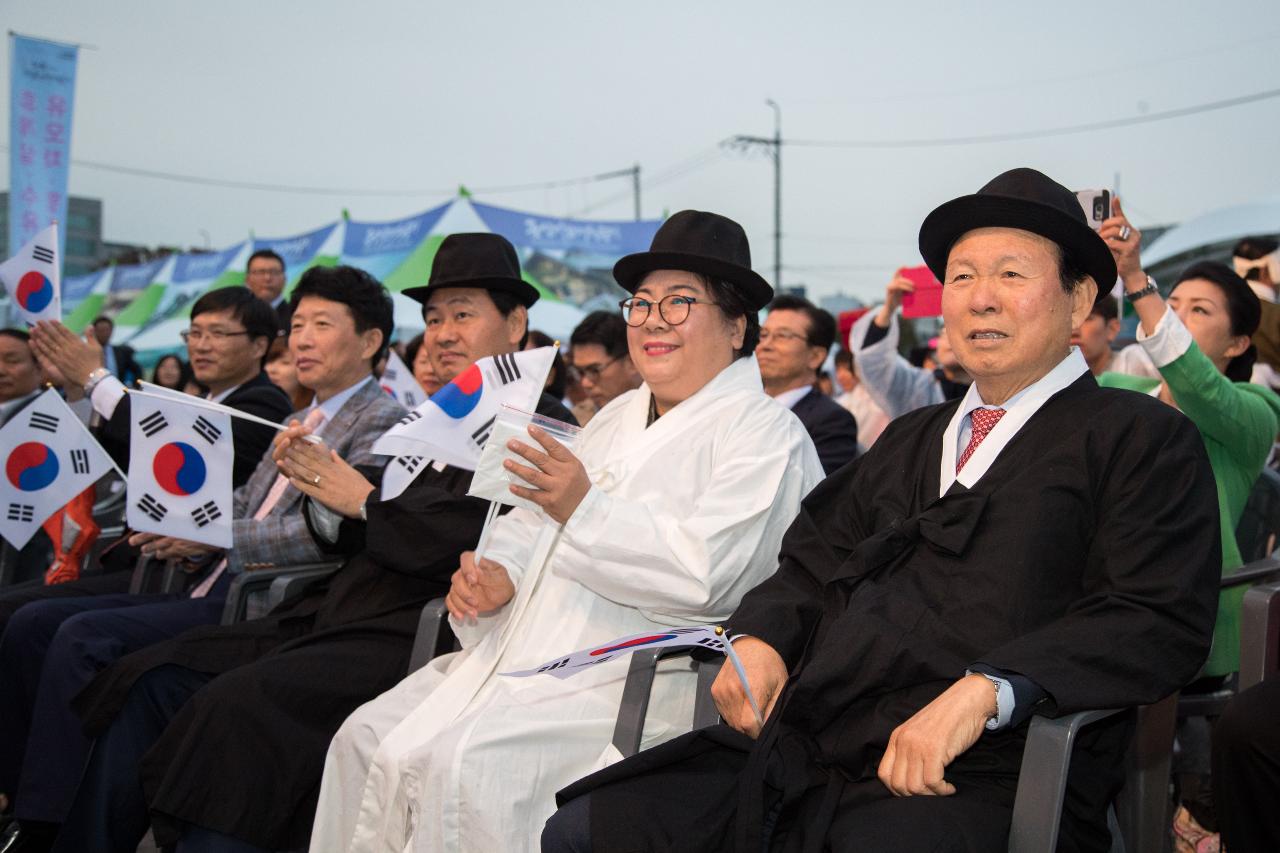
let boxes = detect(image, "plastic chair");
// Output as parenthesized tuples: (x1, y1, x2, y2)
(610, 650, 1172, 853)
(219, 561, 343, 624)
(407, 597, 458, 673)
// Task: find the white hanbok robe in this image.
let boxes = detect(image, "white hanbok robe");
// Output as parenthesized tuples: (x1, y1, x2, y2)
(309, 355, 824, 853)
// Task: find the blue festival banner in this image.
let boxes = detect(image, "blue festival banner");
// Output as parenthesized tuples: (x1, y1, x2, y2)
(342, 204, 450, 281)
(8, 34, 78, 262)
(470, 202, 659, 257)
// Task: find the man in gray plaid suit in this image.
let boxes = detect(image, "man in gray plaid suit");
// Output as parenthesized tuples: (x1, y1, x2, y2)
(0, 267, 406, 849)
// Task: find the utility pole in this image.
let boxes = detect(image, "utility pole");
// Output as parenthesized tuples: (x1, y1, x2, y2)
(727, 99, 783, 288)
(632, 163, 642, 221)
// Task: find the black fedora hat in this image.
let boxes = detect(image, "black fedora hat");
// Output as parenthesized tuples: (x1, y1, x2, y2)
(613, 210, 774, 311)
(402, 232, 540, 307)
(918, 168, 1116, 290)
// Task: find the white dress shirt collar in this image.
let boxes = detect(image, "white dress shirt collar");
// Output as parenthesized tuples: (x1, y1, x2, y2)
(938, 347, 1089, 497)
(771, 385, 813, 411)
(306, 375, 374, 433)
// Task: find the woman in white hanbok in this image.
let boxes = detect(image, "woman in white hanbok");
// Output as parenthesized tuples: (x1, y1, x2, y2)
(309, 211, 825, 853)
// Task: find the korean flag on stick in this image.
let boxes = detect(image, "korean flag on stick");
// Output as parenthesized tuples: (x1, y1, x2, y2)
(373, 346, 557, 497)
(0, 389, 119, 549)
(379, 350, 424, 409)
(0, 222, 61, 325)
(127, 394, 234, 548)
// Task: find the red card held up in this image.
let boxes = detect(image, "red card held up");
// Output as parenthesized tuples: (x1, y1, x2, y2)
(899, 265, 943, 319)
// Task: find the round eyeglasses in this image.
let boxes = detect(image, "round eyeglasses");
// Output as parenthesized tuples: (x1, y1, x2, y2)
(619, 295, 717, 327)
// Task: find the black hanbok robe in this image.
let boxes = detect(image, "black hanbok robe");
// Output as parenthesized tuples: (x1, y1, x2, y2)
(560, 374, 1220, 853)
(73, 395, 573, 848)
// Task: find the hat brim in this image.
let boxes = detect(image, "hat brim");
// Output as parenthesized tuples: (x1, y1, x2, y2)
(401, 276, 540, 308)
(613, 251, 774, 311)
(918, 195, 1117, 292)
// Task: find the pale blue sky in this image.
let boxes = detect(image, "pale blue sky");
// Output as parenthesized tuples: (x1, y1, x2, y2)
(6, 0, 1280, 299)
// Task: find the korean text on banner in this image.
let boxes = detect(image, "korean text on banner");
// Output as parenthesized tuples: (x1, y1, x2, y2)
(9, 35, 78, 264)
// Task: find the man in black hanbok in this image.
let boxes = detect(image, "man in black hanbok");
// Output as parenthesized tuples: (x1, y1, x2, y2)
(544, 169, 1221, 853)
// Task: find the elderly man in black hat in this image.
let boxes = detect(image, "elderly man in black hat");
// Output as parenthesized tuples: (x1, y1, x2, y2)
(308, 210, 824, 853)
(42, 235, 575, 853)
(544, 170, 1221, 853)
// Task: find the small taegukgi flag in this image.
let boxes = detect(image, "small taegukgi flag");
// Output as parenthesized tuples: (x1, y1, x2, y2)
(0, 389, 118, 549)
(126, 392, 234, 548)
(0, 222, 61, 324)
(501, 624, 764, 724)
(379, 350, 423, 408)
(373, 346, 557, 497)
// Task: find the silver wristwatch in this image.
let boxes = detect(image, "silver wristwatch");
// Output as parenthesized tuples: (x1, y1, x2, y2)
(82, 366, 111, 396)
(1124, 274, 1159, 303)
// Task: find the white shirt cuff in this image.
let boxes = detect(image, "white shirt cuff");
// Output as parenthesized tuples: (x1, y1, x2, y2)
(91, 375, 128, 420)
(1135, 305, 1193, 369)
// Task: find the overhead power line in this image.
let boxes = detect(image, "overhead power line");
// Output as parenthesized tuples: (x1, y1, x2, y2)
(0, 145, 640, 198)
(787, 86, 1280, 149)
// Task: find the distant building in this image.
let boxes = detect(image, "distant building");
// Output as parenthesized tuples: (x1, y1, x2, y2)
(0, 192, 149, 276)
(818, 292, 864, 316)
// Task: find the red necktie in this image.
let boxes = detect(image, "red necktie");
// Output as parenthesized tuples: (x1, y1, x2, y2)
(957, 407, 1006, 473)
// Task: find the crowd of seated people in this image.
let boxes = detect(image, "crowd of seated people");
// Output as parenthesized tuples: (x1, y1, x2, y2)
(0, 169, 1277, 853)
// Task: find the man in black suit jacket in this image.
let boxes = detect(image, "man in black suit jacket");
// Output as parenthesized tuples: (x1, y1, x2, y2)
(243, 248, 291, 334)
(756, 294, 858, 475)
(90, 316, 142, 387)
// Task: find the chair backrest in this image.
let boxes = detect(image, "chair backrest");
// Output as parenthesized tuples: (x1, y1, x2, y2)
(611, 647, 721, 758)
(408, 598, 458, 673)
(1234, 468, 1280, 562)
(1240, 579, 1280, 691)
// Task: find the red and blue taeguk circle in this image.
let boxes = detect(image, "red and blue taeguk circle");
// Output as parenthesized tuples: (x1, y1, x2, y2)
(589, 635, 679, 657)
(5, 441, 60, 491)
(16, 272, 54, 313)
(153, 441, 207, 496)
(429, 363, 484, 419)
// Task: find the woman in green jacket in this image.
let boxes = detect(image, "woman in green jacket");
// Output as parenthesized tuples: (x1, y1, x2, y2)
(1099, 200, 1280, 678)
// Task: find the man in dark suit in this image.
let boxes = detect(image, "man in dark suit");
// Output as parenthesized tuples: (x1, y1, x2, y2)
(545, 169, 1221, 853)
(0, 269, 404, 850)
(90, 316, 142, 387)
(756, 294, 858, 475)
(243, 248, 291, 333)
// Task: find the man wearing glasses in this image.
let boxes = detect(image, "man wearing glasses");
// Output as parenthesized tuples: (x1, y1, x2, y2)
(30, 287, 291, 486)
(243, 249, 290, 331)
(756, 294, 858, 475)
(568, 311, 642, 422)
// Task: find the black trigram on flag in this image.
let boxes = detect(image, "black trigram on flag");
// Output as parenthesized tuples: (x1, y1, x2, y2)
(191, 501, 222, 528)
(70, 448, 90, 475)
(136, 493, 168, 522)
(695, 637, 725, 650)
(6, 504, 34, 523)
(396, 410, 423, 428)
(494, 352, 522, 385)
(537, 657, 570, 673)
(28, 411, 58, 433)
(192, 415, 222, 445)
(396, 455, 425, 476)
(139, 411, 168, 438)
(32, 245, 55, 265)
(471, 415, 496, 448)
